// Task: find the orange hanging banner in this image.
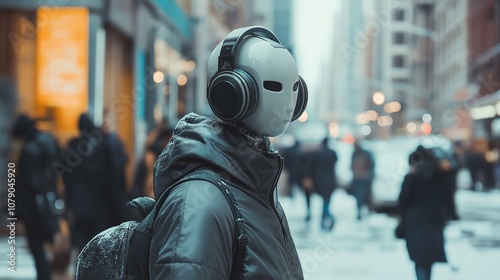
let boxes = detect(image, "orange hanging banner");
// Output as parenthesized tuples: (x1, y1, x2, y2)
(36, 7, 89, 108)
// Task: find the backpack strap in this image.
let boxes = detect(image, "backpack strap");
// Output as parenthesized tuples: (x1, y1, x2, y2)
(211, 179, 247, 280)
(142, 172, 247, 280)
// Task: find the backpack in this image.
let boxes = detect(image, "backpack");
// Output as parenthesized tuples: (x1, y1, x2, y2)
(75, 172, 248, 280)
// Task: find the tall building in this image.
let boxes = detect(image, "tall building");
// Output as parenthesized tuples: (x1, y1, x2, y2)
(433, 0, 469, 139)
(466, 0, 500, 142)
(0, 0, 193, 187)
(363, 0, 444, 137)
(354, 0, 415, 137)
(328, 0, 365, 134)
(273, 0, 293, 55)
(409, 0, 434, 129)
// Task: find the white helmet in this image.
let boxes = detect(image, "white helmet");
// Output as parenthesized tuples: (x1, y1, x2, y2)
(207, 26, 308, 137)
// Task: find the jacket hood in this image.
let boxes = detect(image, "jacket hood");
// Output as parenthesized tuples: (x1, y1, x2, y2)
(11, 114, 37, 139)
(78, 113, 95, 133)
(409, 145, 450, 179)
(153, 113, 283, 201)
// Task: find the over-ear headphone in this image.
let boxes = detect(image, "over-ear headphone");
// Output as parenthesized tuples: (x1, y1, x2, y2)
(207, 26, 308, 122)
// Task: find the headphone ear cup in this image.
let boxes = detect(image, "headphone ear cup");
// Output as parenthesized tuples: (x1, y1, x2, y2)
(291, 76, 308, 122)
(207, 69, 259, 122)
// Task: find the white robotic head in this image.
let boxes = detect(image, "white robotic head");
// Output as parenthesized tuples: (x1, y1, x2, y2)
(207, 26, 307, 137)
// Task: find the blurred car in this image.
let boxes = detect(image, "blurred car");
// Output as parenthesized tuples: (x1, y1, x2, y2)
(335, 136, 421, 213)
(370, 137, 420, 213)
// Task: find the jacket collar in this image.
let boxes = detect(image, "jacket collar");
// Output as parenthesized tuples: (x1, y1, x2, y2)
(153, 113, 283, 203)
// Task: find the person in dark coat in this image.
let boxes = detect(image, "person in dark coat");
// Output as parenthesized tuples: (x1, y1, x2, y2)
(350, 139, 375, 220)
(281, 138, 303, 197)
(102, 116, 130, 224)
(398, 145, 455, 280)
(131, 126, 173, 199)
(11, 114, 61, 280)
(465, 145, 486, 191)
(61, 113, 116, 252)
(304, 137, 338, 230)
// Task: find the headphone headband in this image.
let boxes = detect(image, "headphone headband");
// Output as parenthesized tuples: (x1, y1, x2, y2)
(218, 26, 281, 71)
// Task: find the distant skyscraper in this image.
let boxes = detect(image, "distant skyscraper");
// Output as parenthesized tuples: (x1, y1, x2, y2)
(433, 0, 469, 138)
(273, 0, 294, 55)
(327, 0, 366, 133)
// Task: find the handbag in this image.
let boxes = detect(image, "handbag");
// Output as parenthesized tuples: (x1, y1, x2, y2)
(395, 222, 405, 239)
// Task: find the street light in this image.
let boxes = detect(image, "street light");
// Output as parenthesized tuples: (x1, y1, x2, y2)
(422, 113, 432, 123)
(153, 71, 164, 83)
(406, 122, 417, 133)
(373, 92, 385, 105)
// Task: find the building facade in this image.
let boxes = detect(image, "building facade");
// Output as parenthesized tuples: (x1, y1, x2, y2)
(466, 0, 500, 143)
(0, 0, 281, 195)
(328, 0, 365, 135)
(433, 0, 470, 139)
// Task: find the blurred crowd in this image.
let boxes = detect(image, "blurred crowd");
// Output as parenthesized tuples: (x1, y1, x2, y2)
(276, 132, 499, 280)
(280, 136, 376, 230)
(278, 134, 500, 220)
(8, 113, 173, 280)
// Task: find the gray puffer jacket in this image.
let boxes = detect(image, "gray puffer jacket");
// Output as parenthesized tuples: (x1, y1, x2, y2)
(150, 113, 304, 280)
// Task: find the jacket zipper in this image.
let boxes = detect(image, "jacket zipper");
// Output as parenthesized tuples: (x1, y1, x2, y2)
(269, 155, 297, 280)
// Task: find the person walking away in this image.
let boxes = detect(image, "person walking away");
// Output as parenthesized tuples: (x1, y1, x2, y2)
(102, 114, 130, 224)
(11, 114, 61, 280)
(483, 141, 498, 191)
(61, 114, 116, 253)
(306, 137, 338, 230)
(300, 148, 315, 221)
(398, 145, 455, 280)
(350, 139, 375, 220)
(465, 143, 485, 191)
(131, 126, 173, 199)
(281, 138, 303, 197)
(447, 141, 465, 220)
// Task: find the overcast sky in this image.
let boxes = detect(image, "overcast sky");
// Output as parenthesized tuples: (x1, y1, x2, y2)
(293, 0, 339, 96)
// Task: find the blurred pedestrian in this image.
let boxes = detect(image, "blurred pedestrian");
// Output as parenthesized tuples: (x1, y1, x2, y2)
(131, 126, 173, 199)
(11, 114, 61, 280)
(281, 137, 302, 197)
(304, 137, 338, 230)
(483, 141, 498, 191)
(300, 149, 314, 221)
(448, 141, 467, 220)
(398, 145, 455, 280)
(350, 139, 375, 220)
(102, 113, 130, 223)
(61, 113, 121, 253)
(465, 143, 486, 191)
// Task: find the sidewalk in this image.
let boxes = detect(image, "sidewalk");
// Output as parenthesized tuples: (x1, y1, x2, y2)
(280, 189, 500, 280)
(0, 234, 76, 280)
(1, 189, 499, 280)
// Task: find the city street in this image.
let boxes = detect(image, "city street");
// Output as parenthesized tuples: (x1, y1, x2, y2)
(1, 188, 500, 280)
(1, 0, 500, 279)
(281, 188, 500, 280)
